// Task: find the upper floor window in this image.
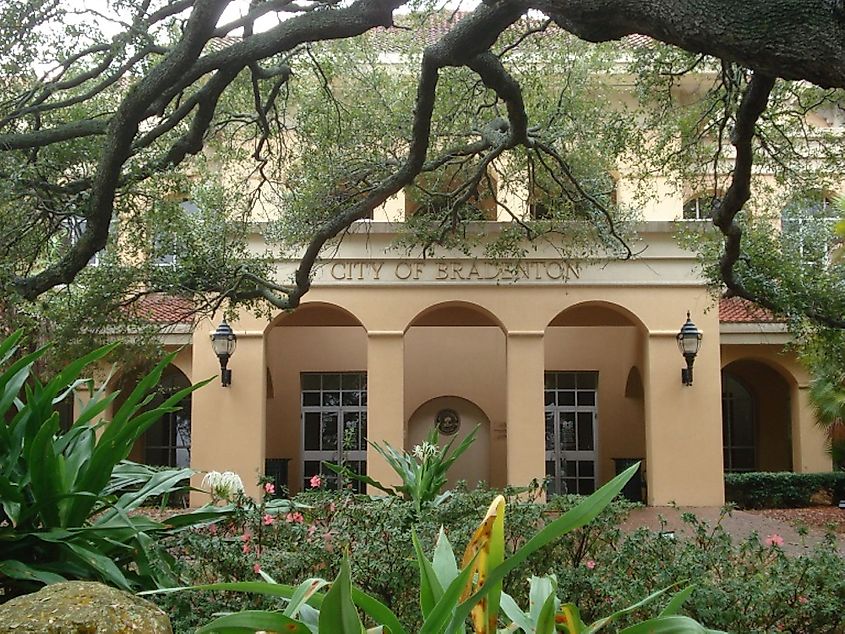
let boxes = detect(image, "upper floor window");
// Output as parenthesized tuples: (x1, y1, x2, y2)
(405, 165, 497, 221)
(62, 216, 103, 266)
(781, 191, 840, 264)
(529, 172, 617, 221)
(152, 200, 197, 266)
(682, 194, 721, 221)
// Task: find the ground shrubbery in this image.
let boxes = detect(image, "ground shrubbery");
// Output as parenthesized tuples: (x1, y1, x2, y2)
(725, 471, 845, 508)
(155, 485, 845, 633)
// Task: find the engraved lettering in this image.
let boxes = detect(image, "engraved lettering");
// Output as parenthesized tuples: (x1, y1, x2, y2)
(395, 261, 413, 280)
(331, 262, 346, 280)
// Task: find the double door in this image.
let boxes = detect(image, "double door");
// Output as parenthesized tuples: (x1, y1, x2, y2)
(544, 371, 598, 495)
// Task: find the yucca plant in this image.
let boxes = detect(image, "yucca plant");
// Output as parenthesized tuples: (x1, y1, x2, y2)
(0, 331, 226, 597)
(325, 424, 479, 513)
(151, 463, 725, 633)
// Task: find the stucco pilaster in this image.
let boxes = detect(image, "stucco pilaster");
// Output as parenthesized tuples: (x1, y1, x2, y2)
(792, 385, 831, 473)
(190, 319, 266, 503)
(366, 331, 405, 490)
(644, 322, 724, 506)
(505, 331, 545, 487)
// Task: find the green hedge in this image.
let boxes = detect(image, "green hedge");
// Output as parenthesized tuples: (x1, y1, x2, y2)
(725, 471, 845, 508)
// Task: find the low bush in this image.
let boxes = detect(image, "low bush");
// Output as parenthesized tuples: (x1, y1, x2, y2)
(153, 485, 845, 633)
(725, 471, 845, 508)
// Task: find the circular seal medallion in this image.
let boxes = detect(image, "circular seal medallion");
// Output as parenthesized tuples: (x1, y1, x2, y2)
(435, 408, 461, 435)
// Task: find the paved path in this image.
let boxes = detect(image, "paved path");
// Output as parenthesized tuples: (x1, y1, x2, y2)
(621, 506, 845, 556)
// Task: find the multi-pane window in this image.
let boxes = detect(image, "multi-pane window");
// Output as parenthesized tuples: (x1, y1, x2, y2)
(62, 216, 102, 266)
(301, 372, 367, 492)
(544, 371, 598, 495)
(721, 373, 755, 472)
(152, 200, 197, 266)
(143, 370, 191, 469)
(682, 195, 721, 221)
(781, 192, 839, 264)
(144, 398, 192, 468)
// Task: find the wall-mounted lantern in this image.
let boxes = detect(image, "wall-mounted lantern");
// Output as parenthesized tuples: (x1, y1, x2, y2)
(676, 311, 702, 386)
(211, 320, 237, 387)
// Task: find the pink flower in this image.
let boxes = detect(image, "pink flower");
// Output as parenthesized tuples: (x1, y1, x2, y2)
(240, 532, 251, 542)
(208, 523, 217, 535)
(310, 474, 323, 488)
(798, 595, 808, 605)
(764, 534, 785, 547)
(264, 482, 275, 495)
(253, 563, 262, 574)
(285, 511, 304, 524)
(242, 543, 251, 554)
(262, 513, 274, 526)
(584, 559, 596, 570)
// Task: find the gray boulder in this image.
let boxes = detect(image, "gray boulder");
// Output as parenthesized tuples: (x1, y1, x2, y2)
(0, 581, 172, 633)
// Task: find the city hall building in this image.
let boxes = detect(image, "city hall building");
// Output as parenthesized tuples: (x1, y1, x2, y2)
(110, 182, 833, 508)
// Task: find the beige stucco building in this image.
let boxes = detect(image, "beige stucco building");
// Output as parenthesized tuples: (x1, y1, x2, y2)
(101, 182, 832, 507)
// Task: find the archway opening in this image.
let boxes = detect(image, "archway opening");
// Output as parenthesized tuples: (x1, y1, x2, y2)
(267, 302, 367, 494)
(544, 301, 647, 500)
(722, 359, 793, 472)
(121, 365, 192, 470)
(405, 301, 507, 487)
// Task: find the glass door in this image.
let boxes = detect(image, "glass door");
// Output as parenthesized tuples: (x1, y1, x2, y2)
(544, 371, 598, 495)
(301, 372, 367, 492)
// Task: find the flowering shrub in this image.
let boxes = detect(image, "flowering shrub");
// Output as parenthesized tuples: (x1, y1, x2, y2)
(324, 424, 478, 513)
(154, 489, 845, 633)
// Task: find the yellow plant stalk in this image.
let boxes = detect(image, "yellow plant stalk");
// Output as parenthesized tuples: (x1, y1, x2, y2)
(460, 494, 506, 633)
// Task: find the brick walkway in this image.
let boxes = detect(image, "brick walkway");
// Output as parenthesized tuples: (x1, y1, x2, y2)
(621, 506, 845, 556)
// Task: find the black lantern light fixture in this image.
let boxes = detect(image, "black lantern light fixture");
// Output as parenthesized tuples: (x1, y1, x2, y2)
(676, 311, 702, 386)
(211, 319, 237, 387)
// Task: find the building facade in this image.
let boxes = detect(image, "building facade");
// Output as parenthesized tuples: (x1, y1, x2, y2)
(103, 204, 831, 507)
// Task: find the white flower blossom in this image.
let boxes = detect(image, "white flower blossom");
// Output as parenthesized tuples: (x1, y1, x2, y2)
(202, 470, 245, 500)
(412, 441, 440, 462)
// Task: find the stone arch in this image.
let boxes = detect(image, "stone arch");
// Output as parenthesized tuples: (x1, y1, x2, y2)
(265, 300, 368, 494)
(544, 299, 647, 499)
(404, 300, 506, 333)
(407, 395, 492, 488)
(267, 301, 365, 332)
(720, 354, 799, 388)
(546, 299, 647, 332)
(403, 299, 507, 487)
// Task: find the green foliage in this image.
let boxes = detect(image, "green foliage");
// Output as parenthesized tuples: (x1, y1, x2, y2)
(155, 464, 721, 633)
(324, 424, 478, 513)
(153, 482, 845, 633)
(724, 471, 845, 508)
(0, 331, 226, 598)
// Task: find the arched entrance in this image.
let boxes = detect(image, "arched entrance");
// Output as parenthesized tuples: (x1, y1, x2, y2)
(721, 360, 793, 472)
(123, 365, 192, 470)
(404, 301, 507, 487)
(407, 396, 491, 488)
(267, 302, 368, 493)
(544, 301, 647, 499)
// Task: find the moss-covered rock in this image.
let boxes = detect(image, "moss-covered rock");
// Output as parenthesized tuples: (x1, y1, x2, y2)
(0, 581, 172, 633)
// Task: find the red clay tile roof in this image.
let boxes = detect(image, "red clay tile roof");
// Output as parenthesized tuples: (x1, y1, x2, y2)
(718, 296, 783, 323)
(130, 294, 195, 325)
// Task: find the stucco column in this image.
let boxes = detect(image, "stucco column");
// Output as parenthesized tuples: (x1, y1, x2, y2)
(644, 328, 724, 506)
(366, 331, 405, 490)
(792, 384, 831, 472)
(505, 331, 545, 487)
(190, 321, 266, 503)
